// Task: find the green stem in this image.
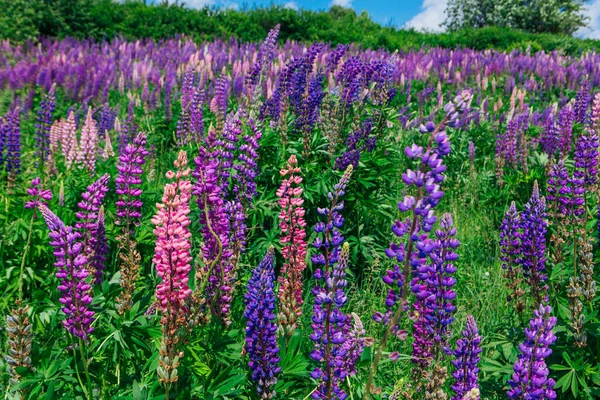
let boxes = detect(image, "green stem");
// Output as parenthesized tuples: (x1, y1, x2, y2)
(72, 343, 90, 400)
(18, 212, 35, 300)
(79, 338, 93, 399)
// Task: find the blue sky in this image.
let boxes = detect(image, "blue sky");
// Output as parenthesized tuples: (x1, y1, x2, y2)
(167, 0, 600, 39)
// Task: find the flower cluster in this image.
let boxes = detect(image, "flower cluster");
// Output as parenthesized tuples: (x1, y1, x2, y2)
(34, 85, 56, 168)
(76, 107, 99, 173)
(520, 182, 548, 305)
(507, 304, 557, 399)
(39, 205, 94, 341)
(276, 155, 307, 336)
(116, 131, 149, 232)
(244, 247, 281, 399)
(451, 315, 482, 400)
(152, 150, 193, 387)
(500, 202, 525, 313)
(25, 177, 53, 211)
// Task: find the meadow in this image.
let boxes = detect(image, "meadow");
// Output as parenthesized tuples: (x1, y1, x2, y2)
(0, 25, 599, 399)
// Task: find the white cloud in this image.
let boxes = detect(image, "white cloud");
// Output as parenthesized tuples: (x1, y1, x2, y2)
(577, 0, 600, 39)
(284, 1, 298, 10)
(331, 0, 353, 8)
(404, 0, 447, 32)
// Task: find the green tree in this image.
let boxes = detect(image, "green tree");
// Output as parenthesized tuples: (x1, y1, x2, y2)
(444, 0, 590, 35)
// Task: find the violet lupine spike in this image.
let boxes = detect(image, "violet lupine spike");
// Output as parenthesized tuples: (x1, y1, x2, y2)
(192, 141, 232, 325)
(246, 24, 280, 87)
(451, 315, 482, 400)
(500, 202, 525, 313)
(244, 247, 281, 400)
(574, 80, 590, 125)
(341, 313, 372, 378)
(92, 206, 108, 285)
(25, 177, 53, 211)
(413, 212, 460, 354)
(310, 242, 351, 400)
(335, 118, 375, 171)
(520, 182, 549, 305)
(75, 173, 110, 237)
(5, 109, 21, 175)
(574, 131, 599, 189)
(34, 85, 55, 169)
(277, 155, 308, 336)
(507, 304, 557, 400)
(116, 131, 149, 234)
(39, 205, 94, 341)
(558, 106, 575, 157)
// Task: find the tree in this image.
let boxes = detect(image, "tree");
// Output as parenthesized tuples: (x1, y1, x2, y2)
(443, 0, 590, 35)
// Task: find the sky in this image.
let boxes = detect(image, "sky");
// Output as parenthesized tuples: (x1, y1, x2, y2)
(167, 0, 600, 39)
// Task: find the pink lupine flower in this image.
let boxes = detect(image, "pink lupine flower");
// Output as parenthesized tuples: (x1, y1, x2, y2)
(77, 107, 98, 173)
(276, 155, 307, 336)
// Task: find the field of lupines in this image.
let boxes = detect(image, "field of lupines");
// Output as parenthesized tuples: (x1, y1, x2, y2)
(1, 25, 600, 399)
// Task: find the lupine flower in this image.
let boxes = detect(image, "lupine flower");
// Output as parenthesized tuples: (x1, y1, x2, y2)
(5, 302, 33, 386)
(244, 247, 281, 399)
(246, 24, 280, 87)
(276, 155, 307, 336)
(77, 107, 98, 173)
(153, 150, 193, 318)
(451, 315, 482, 400)
(5, 109, 21, 175)
(102, 129, 115, 160)
(91, 206, 108, 284)
(591, 92, 600, 133)
(335, 119, 375, 171)
(192, 130, 232, 324)
(116, 131, 149, 232)
(310, 242, 351, 400)
(341, 313, 372, 377)
(61, 111, 78, 170)
(34, 85, 55, 168)
(507, 304, 557, 400)
(574, 80, 590, 124)
(115, 131, 148, 314)
(413, 212, 459, 354)
(75, 174, 110, 239)
(500, 202, 525, 313)
(39, 205, 94, 340)
(25, 177, 53, 211)
(520, 182, 548, 305)
(366, 92, 471, 397)
(153, 150, 193, 388)
(49, 120, 61, 153)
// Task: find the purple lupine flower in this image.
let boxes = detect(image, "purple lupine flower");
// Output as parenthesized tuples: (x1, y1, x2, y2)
(310, 166, 353, 400)
(244, 247, 281, 399)
(341, 313, 371, 377)
(546, 160, 570, 220)
(25, 177, 53, 211)
(325, 44, 349, 74)
(335, 119, 375, 171)
(75, 173, 110, 236)
(5, 109, 21, 175)
(500, 202, 525, 313)
(190, 89, 204, 144)
(539, 116, 560, 158)
(558, 106, 575, 157)
(574, 131, 599, 189)
(413, 212, 459, 354)
(520, 182, 548, 305)
(574, 80, 590, 124)
(507, 304, 557, 400)
(91, 206, 108, 284)
(451, 315, 482, 400)
(116, 131, 149, 233)
(193, 131, 233, 324)
(310, 242, 351, 400)
(34, 85, 56, 168)
(39, 205, 94, 341)
(246, 24, 280, 87)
